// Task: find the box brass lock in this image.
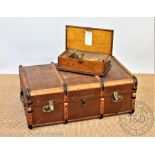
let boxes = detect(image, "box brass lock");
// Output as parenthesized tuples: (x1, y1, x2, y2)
(43, 100, 54, 112)
(112, 92, 123, 103)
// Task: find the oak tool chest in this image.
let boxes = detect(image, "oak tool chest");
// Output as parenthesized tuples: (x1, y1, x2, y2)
(19, 57, 137, 129)
(57, 25, 113, 76)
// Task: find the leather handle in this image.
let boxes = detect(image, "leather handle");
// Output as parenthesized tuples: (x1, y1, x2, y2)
(20, 89, 25, 104)
(20, 88, 31, 106)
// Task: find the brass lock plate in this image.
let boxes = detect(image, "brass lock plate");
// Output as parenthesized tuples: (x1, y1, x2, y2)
(43, 100, 54, 112)
(112, 92, 123, 103)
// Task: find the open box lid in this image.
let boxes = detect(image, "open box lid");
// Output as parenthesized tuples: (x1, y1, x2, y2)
(66, 25, 114, 56)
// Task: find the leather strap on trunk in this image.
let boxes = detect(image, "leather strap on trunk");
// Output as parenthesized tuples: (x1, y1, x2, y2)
(63, 83, 68, 124)
(51, 63, 69, 124)
(64, 102, 68, 124)
(100, 98, 104, 118)
(95, 76, 105, 118)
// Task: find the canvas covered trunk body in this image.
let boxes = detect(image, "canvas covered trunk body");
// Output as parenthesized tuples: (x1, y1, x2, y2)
(19, 56, 137, 129)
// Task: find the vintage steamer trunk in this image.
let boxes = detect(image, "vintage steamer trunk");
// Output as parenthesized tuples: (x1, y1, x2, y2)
(58, 25, 113, 76)
(19, 57, 137, 129)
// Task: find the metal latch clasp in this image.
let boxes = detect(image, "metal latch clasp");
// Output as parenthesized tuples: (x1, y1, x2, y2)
(112, 92, 123, 103)
(43, 100, 54, 112)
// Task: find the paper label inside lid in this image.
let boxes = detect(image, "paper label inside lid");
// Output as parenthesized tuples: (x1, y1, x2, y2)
(85, 31, 92, 46)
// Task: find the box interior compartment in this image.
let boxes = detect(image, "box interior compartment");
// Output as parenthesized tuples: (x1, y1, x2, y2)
(61, 49, 111, 62)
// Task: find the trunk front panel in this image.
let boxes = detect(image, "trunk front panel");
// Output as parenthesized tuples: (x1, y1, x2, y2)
(31, 94, 64, 125)
(68, 88, 100, 120)
(68, 98, 100, 120)
(32, 102, 64, 125)
(104, 84, 133, 114)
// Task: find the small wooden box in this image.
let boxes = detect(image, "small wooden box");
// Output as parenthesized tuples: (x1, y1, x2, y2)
(58, 25, 114, 76)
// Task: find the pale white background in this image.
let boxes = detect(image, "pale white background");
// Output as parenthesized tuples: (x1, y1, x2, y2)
(0, 17, 154, 74)
(0, 0, 155, 155)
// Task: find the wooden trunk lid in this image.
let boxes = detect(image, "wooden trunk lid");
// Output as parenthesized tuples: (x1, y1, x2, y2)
(66, 25, 114, 55)
(20, 63, 101, 107)
(21, 57, 134, 100)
